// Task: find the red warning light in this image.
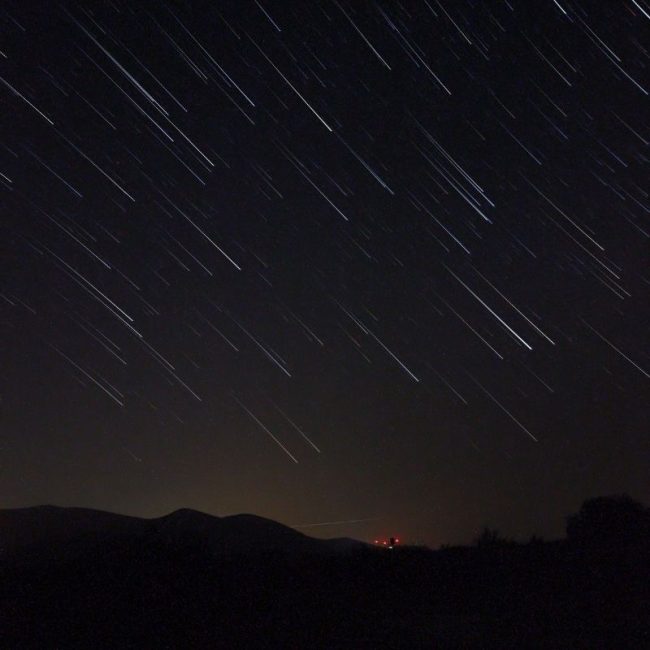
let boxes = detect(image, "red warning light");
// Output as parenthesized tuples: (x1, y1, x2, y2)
(374, 537, 403, 547)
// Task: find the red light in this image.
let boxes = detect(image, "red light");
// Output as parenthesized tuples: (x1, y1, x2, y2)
(382, 541, 387, 545)
(395, 538, 400, 543)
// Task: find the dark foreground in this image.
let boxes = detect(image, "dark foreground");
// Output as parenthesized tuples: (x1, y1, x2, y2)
(1, 506, 648, 648)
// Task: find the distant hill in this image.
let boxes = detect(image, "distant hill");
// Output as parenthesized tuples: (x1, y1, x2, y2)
(0, 505, 367, 561)
(0, 505, 146, 553)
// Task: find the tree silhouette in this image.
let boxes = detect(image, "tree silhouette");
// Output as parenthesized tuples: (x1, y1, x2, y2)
(474, 526, 509, 547)
(566, 494, 650, 548)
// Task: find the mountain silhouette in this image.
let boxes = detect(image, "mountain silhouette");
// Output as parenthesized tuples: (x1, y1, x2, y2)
(0, 505, 366, 561)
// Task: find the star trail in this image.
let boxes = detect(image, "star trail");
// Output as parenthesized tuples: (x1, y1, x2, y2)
(0, 0, 648, 546)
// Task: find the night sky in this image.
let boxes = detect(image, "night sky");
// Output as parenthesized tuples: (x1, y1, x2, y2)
(1, 0, 648, 547)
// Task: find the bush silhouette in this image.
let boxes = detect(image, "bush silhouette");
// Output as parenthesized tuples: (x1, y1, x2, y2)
(474, 526, 510, 547)
(566, 494, 650, 547)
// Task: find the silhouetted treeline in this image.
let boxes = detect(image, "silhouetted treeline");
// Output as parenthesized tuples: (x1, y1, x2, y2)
(567, 494, 650, 548)
(1, 495, 648, 648)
